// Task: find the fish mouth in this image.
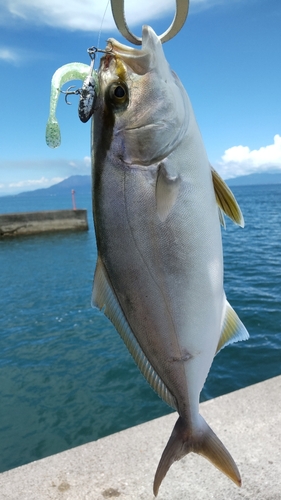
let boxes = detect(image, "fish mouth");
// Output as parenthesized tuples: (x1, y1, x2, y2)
(106, 26, 160, 75)
(107, 25, 154, 54)
(106, 38, 141, 56)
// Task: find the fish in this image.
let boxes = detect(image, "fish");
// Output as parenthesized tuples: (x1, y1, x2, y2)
(91, 25, 249, 496)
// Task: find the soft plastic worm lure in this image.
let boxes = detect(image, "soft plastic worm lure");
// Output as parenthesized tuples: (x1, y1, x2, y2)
(46, 62, 98, 148)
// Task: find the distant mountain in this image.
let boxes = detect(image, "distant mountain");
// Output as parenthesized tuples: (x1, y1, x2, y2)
(17, 175, 91, 196)
(12, 171, 281, 198)
(226, 172, 281, 186)
(39, 171, 281, 190)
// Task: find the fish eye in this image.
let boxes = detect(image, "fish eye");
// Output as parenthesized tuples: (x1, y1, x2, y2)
(114, 86, 125, 98)
(107, 81, 129, 110)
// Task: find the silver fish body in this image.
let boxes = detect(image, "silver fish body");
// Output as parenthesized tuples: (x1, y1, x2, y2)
(92, 26, 248, 495)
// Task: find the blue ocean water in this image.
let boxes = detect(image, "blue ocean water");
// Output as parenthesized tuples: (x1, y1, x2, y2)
(0, 184, 280, 473)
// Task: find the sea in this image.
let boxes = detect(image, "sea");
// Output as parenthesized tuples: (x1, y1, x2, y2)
(0, 184, 280, 474)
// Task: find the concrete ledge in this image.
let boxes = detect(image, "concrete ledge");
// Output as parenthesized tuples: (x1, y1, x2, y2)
(0, 210, 88, 237)
(0, 376, 280, 499)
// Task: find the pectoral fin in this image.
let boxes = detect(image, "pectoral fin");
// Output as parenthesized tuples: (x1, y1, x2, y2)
(92, 256, 176, 409)
(216, 299, 249, 353)
(211, 166, 244, 227)
(156, 163, 181, 222)
(218, 207, 226, 229)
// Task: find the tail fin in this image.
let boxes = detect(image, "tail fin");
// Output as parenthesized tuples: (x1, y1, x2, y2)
(153, 414, 241, 496)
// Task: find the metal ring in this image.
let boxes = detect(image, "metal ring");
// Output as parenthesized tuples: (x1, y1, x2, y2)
(110, 0, 189, 45)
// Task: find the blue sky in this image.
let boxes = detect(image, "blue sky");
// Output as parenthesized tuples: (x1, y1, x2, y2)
(0, 0, 280, 195)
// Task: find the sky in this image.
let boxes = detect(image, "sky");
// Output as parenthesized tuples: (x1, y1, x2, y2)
(0, 0, 280, 195)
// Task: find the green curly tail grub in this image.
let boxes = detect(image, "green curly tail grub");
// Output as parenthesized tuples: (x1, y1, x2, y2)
(46, 62, 92, 148)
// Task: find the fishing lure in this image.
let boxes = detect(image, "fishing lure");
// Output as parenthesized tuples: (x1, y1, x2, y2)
(45, 62, 98, 148)
(78, 52, 98, 124)
(45, 0, 188, 148)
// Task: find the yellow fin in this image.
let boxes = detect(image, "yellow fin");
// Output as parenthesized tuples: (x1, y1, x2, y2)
(218, 206, 226, 229)
(211, 166, 244, 227)
(216, 300, 249, 353)
(92, 256, 177, 409)
(153, 414, 241, 496)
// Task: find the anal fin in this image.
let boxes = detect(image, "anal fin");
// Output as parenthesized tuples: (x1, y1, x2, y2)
(92, 256, 177, 409)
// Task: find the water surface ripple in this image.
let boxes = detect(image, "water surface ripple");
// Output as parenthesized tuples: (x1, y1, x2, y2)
(0, 185, 280, 472)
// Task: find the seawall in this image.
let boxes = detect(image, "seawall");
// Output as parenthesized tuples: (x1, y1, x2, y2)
(0, 209, 88, 237)
(0, 375, 280, 499)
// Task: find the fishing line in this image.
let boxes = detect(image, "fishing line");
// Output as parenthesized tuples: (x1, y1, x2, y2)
(97, 0, 110, 49)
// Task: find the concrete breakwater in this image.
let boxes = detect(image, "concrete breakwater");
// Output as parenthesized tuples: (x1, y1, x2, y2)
(0, 376, 280, 499)
(0, 209, 88, 237)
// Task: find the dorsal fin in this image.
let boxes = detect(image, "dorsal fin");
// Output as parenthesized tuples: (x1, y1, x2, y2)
(216, 299, 249, 353)
(92, 256, 177, 409)
(211, 166, 244, 227)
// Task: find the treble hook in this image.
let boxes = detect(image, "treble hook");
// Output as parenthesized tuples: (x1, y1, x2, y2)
(59, 85, 81, 105)
(110, 0, 189, 45)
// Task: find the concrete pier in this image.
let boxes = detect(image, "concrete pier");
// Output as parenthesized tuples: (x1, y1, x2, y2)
(0, 209, 88, 237)
(0, 375, 280, 499)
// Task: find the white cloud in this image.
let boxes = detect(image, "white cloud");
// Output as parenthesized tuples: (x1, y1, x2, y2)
(0, 44, 53, 66)
(84, 156, 91, 167)
(3, 0, 162, 31)
(0, 176, 66, 195)
(0, 157, 91, 195)
(217, 135, 281, 179)
(0, 47, 19, 63)
(2, 0, 227, 32)
(8, 176, 65, 188)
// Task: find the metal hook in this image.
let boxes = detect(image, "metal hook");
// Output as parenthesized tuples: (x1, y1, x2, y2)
(110, 0, 189, 45)
(87, 46, 113, 59)
(59, 85, 81, 105)
(58, 45, 114, 107)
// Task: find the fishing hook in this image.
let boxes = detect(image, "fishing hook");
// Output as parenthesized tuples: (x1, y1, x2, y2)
(110, 0, 189, 45)
(59, 85, 81, 105)
(58, 47, 111, 105)
(87, 46, 113, 60)
(58, 46, 114, 106)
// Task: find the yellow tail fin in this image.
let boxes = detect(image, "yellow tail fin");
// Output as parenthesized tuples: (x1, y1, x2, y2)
(153, 414, 241, 496)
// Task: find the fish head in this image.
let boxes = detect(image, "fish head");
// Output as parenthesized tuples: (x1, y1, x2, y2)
(94, 25, 190, 167)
